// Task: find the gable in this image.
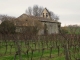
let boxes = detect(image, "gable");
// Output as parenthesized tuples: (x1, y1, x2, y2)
(41, 8, 51, 19)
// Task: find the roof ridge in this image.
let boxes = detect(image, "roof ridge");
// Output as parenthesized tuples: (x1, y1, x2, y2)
(16, 13, 57, 22)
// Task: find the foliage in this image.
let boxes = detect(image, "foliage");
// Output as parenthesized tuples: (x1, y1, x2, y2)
(0, 20, 16, 34)
(67, 25, 80, 34)
(61, 25, 80, 34)
(25, 26, 38, 35)
(60, 27, 68, 34)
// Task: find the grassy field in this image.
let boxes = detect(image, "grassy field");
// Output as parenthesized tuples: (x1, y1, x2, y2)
(0, 35, 80, 60)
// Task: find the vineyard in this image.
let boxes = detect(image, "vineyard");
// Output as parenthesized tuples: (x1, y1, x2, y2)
(0, 34, 80, 60)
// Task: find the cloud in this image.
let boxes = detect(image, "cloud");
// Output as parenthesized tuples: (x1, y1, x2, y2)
(0, 0, 80, 26)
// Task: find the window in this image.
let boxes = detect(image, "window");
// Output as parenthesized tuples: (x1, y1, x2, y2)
(43, 13, 44, 17)
(58, 25, 60, 33)
(26, 20, 27, 21)
(44, 24, 48, 35)
(46, 13, 48, 17)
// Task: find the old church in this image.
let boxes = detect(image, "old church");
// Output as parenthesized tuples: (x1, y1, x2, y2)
(14, 8, 61, 35)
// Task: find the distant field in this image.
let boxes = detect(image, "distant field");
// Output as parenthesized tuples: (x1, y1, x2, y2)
(0, 34, 80, 60)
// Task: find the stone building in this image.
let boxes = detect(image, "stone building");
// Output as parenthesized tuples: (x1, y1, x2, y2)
(14, 8, 61, 35)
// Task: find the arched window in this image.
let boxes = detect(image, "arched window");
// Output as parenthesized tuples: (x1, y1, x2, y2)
(43, 13, 44, 17)
(44, 24, 48, 35)
(46, 13, 48, 18)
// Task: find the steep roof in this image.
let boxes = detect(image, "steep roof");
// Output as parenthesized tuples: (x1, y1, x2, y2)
(14, 14, 60, 26)
(17, 14, 54, 21)
(41, 8, 51, 16)
(44, 8, 51, 15)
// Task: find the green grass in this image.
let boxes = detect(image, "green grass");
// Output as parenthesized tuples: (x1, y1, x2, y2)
(0, 49, 65, 60)
(0, 39, 80, 60)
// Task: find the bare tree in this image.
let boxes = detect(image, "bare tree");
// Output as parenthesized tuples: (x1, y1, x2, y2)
(0, 15, 3, 20)
(27, 19, 43, 29)
(33, 5, 39, 16)
(26, 5, 59, 20)
(26, 7, 32, 15)
(38, 7, 43, 16)
(0, 15, 16, 22)
(26, 5, 44, 17)
(50, 11, 59, 21)
(25, 19, 43, 35)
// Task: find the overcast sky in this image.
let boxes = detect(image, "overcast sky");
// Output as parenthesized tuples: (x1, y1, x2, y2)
(0, 0, 80, 26)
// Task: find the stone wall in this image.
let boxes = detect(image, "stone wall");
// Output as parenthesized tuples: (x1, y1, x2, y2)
(38, 22, 60, 35)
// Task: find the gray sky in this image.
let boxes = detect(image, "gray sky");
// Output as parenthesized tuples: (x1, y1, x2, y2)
(0, 0, 80, 26)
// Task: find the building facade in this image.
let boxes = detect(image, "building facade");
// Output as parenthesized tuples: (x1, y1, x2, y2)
(14, 8, 61, 35)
